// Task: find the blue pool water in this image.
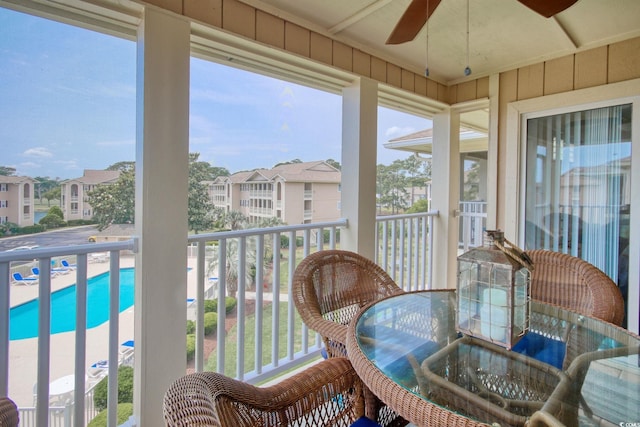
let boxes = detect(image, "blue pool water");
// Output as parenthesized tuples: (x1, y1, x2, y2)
(10, 268, 135, 340)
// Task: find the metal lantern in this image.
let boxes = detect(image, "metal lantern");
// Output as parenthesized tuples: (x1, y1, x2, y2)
(456, 230, 531, 349)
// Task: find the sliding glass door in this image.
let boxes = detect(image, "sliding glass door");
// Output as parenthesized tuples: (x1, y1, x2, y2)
(523, 103, 632, 321)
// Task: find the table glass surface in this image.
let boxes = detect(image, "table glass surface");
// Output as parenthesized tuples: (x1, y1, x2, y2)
(352, 291, 640, 426)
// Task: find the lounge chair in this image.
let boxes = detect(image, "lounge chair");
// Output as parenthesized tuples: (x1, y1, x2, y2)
(87, 360, 109, 381)
(32, 266, 64, 277)
(119, 340, 134, 365)
(12, 272, 38, 286)
(60, 259, 77, 270)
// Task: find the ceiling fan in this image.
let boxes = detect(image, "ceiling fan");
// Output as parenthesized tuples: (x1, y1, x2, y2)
(386, 0, 579, 45)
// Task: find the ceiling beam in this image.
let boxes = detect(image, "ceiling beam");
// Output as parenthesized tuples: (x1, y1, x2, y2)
(328, 0, 393, 35)
(552, 16, 579, 49)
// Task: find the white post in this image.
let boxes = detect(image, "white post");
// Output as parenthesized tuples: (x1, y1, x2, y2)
(431, 110, 461, 289)
(134, 7, 190, 426)
(341, 78, 378, 260)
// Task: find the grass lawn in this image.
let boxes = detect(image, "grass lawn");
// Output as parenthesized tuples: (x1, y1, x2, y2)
(205, 298, 317, 379)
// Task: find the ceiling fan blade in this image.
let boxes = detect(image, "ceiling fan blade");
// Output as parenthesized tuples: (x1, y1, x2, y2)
(517, 0, 578, 18)
(386, 0, 442, 45)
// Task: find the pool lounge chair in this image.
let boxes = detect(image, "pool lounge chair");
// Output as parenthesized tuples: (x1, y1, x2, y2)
(12, 272, 38, 286)
(32, 266, 65, 277)
(119, 340, 134, 365)
(60, 259, 77, 270)
(87, 360, 109, 381)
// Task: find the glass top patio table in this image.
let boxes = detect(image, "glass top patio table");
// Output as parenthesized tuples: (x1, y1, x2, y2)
(345, 290, 640, 427)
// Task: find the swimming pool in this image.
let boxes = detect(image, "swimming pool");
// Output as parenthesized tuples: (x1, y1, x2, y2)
(10, 268, 135, 340)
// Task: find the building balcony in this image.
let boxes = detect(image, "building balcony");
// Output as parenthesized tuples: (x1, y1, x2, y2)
(0, 212, 437, 426)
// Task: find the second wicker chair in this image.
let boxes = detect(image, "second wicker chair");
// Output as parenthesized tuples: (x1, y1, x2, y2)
(292, 249, 404, 358)
(526, 249, 625, 326)
(292, 249, 406, 426)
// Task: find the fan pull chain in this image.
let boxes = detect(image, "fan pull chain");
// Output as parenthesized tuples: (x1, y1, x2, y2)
(464, 0, 471, 76)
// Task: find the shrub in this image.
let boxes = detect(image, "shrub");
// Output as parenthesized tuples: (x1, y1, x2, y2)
(186, 320, 195, 334)
(87, 403, 133, 427)
(204, 312, 218, 335)
(39, 213, 66, 228)
(93, 365, 134, 411)
(203, 297, 237, 314)
(186, 334, 196, 361)
(47, 205, 64, 219)
(203, 299, 217, 313)
(67, 219, 97, 226)
(16, 224, 45, 234)
(323, 229, 339, 243)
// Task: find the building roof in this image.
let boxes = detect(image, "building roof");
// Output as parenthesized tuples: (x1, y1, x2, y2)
(0, 176, 35, 184)
(63, 169, 121, 185)
(226, 161, 340, 184)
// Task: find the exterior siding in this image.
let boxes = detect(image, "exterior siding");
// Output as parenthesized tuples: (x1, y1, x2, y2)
(0, 177, 35, 226)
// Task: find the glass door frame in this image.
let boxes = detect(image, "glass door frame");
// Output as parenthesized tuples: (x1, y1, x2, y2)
(504, 79, 640, 333)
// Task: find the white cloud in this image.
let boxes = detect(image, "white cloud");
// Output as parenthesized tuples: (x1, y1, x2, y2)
(23, 147, 53, 158)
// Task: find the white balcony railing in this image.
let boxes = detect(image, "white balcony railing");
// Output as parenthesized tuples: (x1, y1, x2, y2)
(375, 210, 438, 291)
(1, 212, 438, 426)
(457, 201, 487, 251)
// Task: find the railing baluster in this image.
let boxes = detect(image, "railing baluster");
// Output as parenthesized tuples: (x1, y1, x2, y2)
(254, 234, 264, 376)
(236, 237, 246, 380)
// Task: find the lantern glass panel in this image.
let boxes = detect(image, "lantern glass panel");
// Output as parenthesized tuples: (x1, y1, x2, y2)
(456, 232, 530, 349)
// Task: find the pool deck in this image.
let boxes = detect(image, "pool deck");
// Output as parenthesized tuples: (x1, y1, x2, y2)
(8, 255, 202, 407)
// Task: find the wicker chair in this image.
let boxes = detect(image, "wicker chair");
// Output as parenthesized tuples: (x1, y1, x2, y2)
(292, 250, 404, 359)
(292, 250, 405, 426)
(522, 250, 626, 426)
(163, 357, 379, 427)
(0, 397, 19, 427)
(526, 249, 625, 326)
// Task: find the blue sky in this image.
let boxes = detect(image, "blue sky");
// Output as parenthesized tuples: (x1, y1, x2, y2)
(0, 7, 431, 180)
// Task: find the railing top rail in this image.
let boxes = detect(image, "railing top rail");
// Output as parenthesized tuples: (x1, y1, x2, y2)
(187, 218, 348, 244)
(376, 210, 439, 221)
(0, 239, 138, 263)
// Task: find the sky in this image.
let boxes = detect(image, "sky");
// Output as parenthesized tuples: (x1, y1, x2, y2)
(0, 7, 431, 180)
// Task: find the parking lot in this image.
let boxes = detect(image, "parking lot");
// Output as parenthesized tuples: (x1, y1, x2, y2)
(0, 225, 101, 252)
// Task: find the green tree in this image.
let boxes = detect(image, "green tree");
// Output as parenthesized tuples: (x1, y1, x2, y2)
(107, 161, 135, 173)
(33, 176, 60, 203)
(189, 153, 229, 180)
(0, 166, 16, 176)
(88, 155, 223, 231)
(207, 238, 256, 298)
(376, 161, 409, 214)
(42, 187, 61, 207)
(222, 210, 248, 231)
(325, 158, 341, 170)
(273, 158, 302, 168)
(188, 153, 215, 233)
(406, 198, 429, 213)
(463, 161, 481, 201)
(87, 170, 135, 230)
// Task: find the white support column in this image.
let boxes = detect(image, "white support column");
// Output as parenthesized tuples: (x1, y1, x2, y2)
(431, 110, 461, 289)
(486, 74, 500, 230)
(134, 7, 190, 426)
(341, 78, 378, 260)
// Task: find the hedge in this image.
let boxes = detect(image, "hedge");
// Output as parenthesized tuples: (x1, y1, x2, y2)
(87, 403, 133, 427)
(203, 297, 237, 314)
(93, 366, 134, 412)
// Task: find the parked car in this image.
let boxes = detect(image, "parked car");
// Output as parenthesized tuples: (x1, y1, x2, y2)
(5, 245, 39, 252)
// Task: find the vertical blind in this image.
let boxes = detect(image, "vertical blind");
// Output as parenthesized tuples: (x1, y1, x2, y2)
(524, 104, 631, 291)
